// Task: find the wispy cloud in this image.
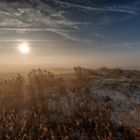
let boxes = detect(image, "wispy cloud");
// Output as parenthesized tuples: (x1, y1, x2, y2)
(0, 39, 55, 42)
(0, 28, 76, 31)
(112, 41, 140, 50)
(0, 0, 139, 46)
(55, 0, 138, 15)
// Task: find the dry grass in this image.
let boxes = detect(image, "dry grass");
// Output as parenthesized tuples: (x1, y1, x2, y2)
(0, 67, 139, 139)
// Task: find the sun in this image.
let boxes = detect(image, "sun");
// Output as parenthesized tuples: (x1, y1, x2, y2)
(18, 42, 30, 54)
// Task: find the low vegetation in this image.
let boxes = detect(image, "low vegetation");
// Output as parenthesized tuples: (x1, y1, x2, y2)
(0, 67, 139, 140)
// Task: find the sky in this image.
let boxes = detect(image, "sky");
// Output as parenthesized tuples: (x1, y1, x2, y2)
(0, 0, 140, 72)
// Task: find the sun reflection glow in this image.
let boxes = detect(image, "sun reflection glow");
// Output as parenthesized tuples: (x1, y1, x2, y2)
(18, 42, 30, 54)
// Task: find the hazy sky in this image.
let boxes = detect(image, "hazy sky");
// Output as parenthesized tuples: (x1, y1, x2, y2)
(0, 0, 140, 71)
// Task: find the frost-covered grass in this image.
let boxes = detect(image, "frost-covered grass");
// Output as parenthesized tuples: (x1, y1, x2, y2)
(0, 67, 139, 139)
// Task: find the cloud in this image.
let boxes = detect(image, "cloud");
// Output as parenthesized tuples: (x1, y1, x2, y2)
(0, 28, 75, 31)
(0, 0, 139, 45)
(112, 41, 140, 50)
(55, 0, 138, 15)
(0, 39, 55, 42)
(0, 10, 10, 16)
(0, 1, 78, 29)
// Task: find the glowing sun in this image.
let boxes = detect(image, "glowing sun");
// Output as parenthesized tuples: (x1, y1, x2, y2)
(18, 42, 30, 54)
